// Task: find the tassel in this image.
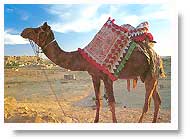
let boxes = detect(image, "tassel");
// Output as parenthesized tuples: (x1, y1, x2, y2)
(127, 80, 130, 92)
(133, 78, 138, 89)
(112, 19, 115, 23)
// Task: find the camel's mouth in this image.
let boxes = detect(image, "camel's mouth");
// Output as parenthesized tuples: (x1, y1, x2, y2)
(20, 28, 34, 39)
(21, 31, 27, 38)
(21, 30, 29, 39)
(20, 28, 42, 55)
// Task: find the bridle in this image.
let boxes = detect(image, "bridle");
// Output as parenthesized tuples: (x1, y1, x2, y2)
(37, 27, 55, 51)
(27, 26, 79, 122)
(29, 26, 55, 56)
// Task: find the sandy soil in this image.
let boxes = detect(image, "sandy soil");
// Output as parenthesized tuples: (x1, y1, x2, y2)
(4, 57, 171, 123)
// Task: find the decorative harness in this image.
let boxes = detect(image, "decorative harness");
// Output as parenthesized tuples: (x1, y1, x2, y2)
(28, 26, 79, 122)
(29, 27, 55, 56)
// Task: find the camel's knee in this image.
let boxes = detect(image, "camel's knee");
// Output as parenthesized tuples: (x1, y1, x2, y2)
(143, 105, 149, 113)
(154, 92, 161, 106)
(158, 96, 161, 105)
(156, 99, 161, 107)
(143, 100, 150, 113)
(95, 99, 102, 108)
(107, 92, 115, 103)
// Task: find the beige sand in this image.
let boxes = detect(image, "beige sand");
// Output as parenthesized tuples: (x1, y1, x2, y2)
(4, 57, 171, 123)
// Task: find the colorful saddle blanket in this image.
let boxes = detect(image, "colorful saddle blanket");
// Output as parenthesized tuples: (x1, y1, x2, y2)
(121, 22, 152, 42)
(78, 18, 149, 81)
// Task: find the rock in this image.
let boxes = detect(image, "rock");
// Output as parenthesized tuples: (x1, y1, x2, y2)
(24, 106, 30, 111)
(5, 112, 12, 119)
(64, 116, 73, 123)
(4, 97, 17, 106)
(35, 115, 44, 123)
(42, 115, 58, 123)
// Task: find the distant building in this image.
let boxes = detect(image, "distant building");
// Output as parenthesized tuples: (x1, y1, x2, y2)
(4, 56, 38, 63)
(64, 74, 76, 80)
(4, 56, 62, 70)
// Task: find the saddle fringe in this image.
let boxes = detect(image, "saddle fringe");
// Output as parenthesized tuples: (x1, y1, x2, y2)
(127, 78, 138, 92)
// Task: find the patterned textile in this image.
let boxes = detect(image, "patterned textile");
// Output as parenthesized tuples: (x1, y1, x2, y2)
(78, 18, 137, 81)
(78, 18, 158, 81)
(121, 22, 154, 42)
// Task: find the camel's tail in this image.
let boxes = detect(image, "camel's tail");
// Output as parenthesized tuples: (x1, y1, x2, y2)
(159, 58, 166, 78)
(127, 78, 138, 92)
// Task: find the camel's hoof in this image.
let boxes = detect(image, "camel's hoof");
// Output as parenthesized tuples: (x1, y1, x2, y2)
(94, 119, 99, 123)
(113, 119, 117, 123)
(152, 119, 157, 123)
(138, 119, 142, 123)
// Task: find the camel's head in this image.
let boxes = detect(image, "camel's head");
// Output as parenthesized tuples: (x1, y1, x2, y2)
(21, 22, 54, 49)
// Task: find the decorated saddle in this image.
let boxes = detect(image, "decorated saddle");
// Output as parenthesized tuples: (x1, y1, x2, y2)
(121, 22, 156, 44)
(78, 17, 156, 81)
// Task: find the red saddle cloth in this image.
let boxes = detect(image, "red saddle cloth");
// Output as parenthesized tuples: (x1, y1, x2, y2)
(79, 18, 131, 81)
(121, 22, 154, 42)
(78, 18, 154, 81)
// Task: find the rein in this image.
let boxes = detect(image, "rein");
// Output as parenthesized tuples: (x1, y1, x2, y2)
(29, 27, 55, 56)
(42, 39, 55, 51)
(28, 28, 79, 123)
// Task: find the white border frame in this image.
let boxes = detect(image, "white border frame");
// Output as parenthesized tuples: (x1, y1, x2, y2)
(1, 0, 178, 130)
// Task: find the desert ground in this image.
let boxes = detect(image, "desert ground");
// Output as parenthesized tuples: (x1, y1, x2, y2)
(4, 57, 171, 123)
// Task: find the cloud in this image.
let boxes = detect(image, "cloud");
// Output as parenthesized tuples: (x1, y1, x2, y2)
(4, 30, 29, 45)
(50, 13, 112, 33)
(45, 4, 170, 33)
(139, 10, 169, 21)
(122, 15, 140, 27)
(81, 5, 101, 18)
(154, 41, 172, 56)
(6, 8, 14, 13)
(46, 4, 104, 33)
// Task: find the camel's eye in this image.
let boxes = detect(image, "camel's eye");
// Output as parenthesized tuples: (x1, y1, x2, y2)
(40, 32, 46, 40)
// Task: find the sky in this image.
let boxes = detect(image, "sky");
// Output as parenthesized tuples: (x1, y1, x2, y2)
(4, 4, 172, 56)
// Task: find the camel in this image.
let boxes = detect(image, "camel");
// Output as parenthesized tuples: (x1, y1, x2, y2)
(21, 22, 163, 123)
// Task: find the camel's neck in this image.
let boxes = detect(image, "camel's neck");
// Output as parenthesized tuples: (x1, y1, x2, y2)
(42, 40, 87, 71)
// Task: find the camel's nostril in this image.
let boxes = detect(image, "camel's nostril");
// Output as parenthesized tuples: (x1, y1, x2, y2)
(20, 32, 24, 37)
(20, 28, 32, 38)
(21, 31, 27, 38)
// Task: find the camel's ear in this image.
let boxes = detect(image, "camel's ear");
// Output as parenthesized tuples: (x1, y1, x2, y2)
(42, 22, 50, 30)
(43, 22, 48, 27)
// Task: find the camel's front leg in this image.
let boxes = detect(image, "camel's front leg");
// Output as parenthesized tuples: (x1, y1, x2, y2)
(103, 78, 117, 123)
(92, 76, 101, 123)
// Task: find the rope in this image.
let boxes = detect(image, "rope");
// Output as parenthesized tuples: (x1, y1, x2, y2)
(41, 69, 79, 122)
(29, 39, 79, 122)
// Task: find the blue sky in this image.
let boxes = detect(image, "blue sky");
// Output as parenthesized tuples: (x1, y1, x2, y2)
(4, 4, 172, 56)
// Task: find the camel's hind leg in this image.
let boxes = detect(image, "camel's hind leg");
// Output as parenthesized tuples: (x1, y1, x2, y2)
(92, 76, 101, 123)
(152, 83, 161, 123)
(139, 74, 157, 123)
(103, 78, 117, 123)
